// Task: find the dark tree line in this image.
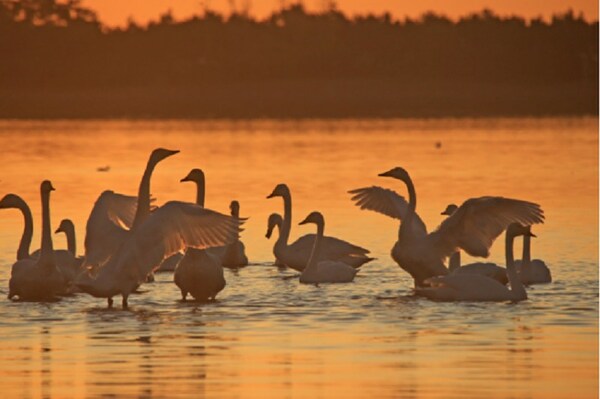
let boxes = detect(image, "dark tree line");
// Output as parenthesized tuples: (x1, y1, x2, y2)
(0, 0, 597, 117)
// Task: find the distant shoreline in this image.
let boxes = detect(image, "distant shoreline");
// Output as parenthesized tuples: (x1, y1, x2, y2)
(1, 79, 597, 120)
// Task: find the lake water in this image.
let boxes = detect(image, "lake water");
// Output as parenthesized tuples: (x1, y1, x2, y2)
(0, 118, 597, 398)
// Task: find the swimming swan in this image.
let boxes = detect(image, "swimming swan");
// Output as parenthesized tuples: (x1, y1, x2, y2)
(7, 181, 66, 300)
(266, 183, 373, 271)
(515, 226, 552, 284)
(441, 204, 508, 285)
(83, 148, 179, 270)
(0, 195, 81, 289)
(349, 167, 544, 287)
(415, 223, 532, 302)
(221, 200, 249, 267)
(298, 212, 357, 284)
(174, 169, 226, 301)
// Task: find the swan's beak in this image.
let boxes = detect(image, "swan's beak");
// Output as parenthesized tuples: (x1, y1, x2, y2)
(166, 149, 180, 156)
(266, 191, 276, 199)
(441, 210, 450, 216)
(265, 228, 273, 239)
(180, 176, 191, 183)
(49, 184, 56, 191)
(54, 227, 63, 234)
(298, 218, 310, 225)
(378, 170, 393, 177)
(528, 232, 537, 238)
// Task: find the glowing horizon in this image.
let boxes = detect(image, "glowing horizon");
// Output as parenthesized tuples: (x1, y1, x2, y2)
(81, 0, 598, 27)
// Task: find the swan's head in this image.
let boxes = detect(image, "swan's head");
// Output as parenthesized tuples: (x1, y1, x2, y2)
(266, 184, 290, 199)
(299, 211, 324, 227)
(441, 204, 458, 216)
(507, 223, 536, 239)
(150, 148, 180, 164)
(55, 219, 74, 234)
(180, 168, 205, 184)
(265, 213, 283, 239)
(41, 180, 55, 193)
(230, 200, 240, 217)
(0, 194, 25, 209)
(378, 167, 410, 181)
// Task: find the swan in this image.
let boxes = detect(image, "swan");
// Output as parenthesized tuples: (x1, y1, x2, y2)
(298, 212, 357, 284)
(515, 226, 552, 284)
(415, 223, 532, 302)
(266, 183, 373, 271)
(349, 167, 544, 287)
(221, 200, 249, 267)
(441, 204, 508, 285)
(0, 194, 82, 289)
(75, 200, 243, 308)
(83, 148, 178, 270)
(265, 213, 285, 266)
(174, 168, 226, 301)
(7, 181, 66, 300)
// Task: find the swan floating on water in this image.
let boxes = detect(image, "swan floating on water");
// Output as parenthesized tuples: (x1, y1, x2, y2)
(1, 194, 82, 290)
(415, 223, 533, 302)
(221, 200, 249, 268)
(298, 212, 357, 284)
(7, 181, 66, 300)
(174, 168, 227, 301)
(515, 225, 552, 285)
(266, 183, 373, 271)
(349, 167, 544, 287)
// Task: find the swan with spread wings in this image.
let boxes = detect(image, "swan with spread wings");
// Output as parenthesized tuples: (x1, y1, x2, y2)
(349, 167, 544, 287)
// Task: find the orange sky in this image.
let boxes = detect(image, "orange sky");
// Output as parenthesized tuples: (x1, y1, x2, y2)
(82, 0, 598, 27)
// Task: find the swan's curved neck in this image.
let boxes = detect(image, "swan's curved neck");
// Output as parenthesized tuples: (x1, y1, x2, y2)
(40, 189, 55, 266)
(63, 222, 77, 255)
(132, 157, 157, 229)
(399, 175, 417, 237)
(13, 197, 34, 260)
(505, 233, 527, 300)
(280, 192, 292, 244)
(522, 234, 531, 263)
(304, 221, 324, 275)
(448, 251, 460, 272)
(194, 178, 205, 207)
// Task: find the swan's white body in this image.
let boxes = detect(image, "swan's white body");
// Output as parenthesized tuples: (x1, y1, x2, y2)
(349, 167, 544, 287)
(174, 169, 228, 301)
(266, 184, 372, 271)
(7, 182, 66, 300)
(1, 194, 81, 291)
(515, 231, 552, 284)
(298, 212, 357, 284)
(415, 224, 530, 302)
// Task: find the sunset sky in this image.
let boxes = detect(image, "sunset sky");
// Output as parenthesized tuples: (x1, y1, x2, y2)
(82, 0, 598, 27)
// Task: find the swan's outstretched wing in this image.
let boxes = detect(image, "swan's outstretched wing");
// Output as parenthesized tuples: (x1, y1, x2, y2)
(428, 197, 544, 259)
(83, 190, 138, 267)
(348, 186, 427, 235)
(291, 234, 370, 256)
(127, 201, 244, 281)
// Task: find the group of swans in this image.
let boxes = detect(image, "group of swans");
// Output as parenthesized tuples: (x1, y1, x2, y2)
(3, 157, 551, 306)
(349, 166, 549, 302)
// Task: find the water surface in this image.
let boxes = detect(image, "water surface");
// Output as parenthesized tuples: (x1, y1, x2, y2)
(0, 118, 597, 398)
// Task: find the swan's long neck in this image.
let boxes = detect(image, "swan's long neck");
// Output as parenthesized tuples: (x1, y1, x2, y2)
(63, 222, 77, 255)
(14, 198, 34, 260)
(520, 234, 532, 274)
(304, 221, 324, 275)
(448, 251, 460, 272)
(506, 233, 527, 300)
(280, 192, 292, 245)
(40, 189, 55, 267)
(195, 178, 205, 207)
(399, 175, 417, 238)
(132, 158, 157, 229)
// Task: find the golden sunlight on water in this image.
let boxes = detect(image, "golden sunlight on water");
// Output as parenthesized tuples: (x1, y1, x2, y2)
(0, 118, 597, 398)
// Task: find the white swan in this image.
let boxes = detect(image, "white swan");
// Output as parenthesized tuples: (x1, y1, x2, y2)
(266, 184, 373, 271)
(415, 223, 532, 302)
(221, 200, 249, 267)
(7, 181, 66, 300)
(75, 200, 243, 308)
(83, 148, 179, 271)
(349, 167, 544, 287)
(0, 195, 82, 289)
(441, 204, 508, 285)
(174, 168, 226, 301)
(298, 212, 357, 284)
(515, 226, 552, 284)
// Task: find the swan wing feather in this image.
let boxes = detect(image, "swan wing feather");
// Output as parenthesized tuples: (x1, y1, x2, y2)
(429, 196, 544, 259)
